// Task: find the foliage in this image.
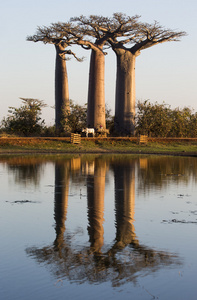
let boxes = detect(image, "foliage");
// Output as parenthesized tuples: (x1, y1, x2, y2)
(105, 105, 114, 133)
(135, 101, 172, 137)
(61, 100, 114, 134)
(61, 100, 87, 133)
(41, 125, 56, 137)
(135, 100, 197, 137)
(169, 107, 197, 137)
(1, 98, 46, 136)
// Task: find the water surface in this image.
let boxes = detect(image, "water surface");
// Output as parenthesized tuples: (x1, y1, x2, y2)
(0, 154, 197, 299)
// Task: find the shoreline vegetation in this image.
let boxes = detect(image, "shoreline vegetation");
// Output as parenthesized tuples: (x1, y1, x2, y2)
(0, 137, 197, 157)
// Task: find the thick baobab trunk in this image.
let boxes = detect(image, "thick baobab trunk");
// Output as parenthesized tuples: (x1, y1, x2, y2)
(87, 49, 106, 129)
(55, 45, 70, 131)
(115, 49, 136, 136)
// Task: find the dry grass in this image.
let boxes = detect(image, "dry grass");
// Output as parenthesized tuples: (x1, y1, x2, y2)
(0, 136, 197, 156)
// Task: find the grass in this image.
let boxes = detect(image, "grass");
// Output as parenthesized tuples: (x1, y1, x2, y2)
(0, 137, 197, 156)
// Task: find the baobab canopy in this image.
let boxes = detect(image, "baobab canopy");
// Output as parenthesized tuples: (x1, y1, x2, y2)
(27, 13, 186, 135)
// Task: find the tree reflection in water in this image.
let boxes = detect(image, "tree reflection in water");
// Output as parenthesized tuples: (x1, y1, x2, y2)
(137, 156, 197, 193)
(87, 158, 106, 254)
(26, 156, 180, 286)
(6, 156, 44, 186)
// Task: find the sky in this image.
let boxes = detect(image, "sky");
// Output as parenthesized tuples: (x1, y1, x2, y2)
(0, 0, 196, 125)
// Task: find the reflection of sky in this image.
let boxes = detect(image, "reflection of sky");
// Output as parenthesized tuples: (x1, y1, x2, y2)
(136, 185, 197, 251)
(0, 163, 55, 246)
(1, 156, 197, 299)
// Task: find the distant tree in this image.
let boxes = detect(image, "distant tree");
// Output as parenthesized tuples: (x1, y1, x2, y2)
(27, 23, 83, 132)
(169, 107, 197, 137)
(105, 105, 114, 133)
(61, 100, 87, 133)
(61, 100, 114, 134)
(188, 112, 197, 137)
(1, 98, 46, 136)
(107, 13, 186, 135)
(135, 100, 197, 137)
(135, 100, 172, 137)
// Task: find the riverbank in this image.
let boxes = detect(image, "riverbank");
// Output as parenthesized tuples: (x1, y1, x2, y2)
(0, 137, 197, 156)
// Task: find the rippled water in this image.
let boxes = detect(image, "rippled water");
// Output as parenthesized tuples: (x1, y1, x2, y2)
(0, 154, 197, 300)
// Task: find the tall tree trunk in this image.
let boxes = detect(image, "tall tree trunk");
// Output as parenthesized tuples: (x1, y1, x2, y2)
(55, 44, 70, 131)
(87, 49, 106, 129)
(114, 49, 136, 135)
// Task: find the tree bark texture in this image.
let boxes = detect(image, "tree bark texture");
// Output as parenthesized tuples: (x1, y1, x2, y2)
(115, 49, 136, 135)
(87, 49, 106, 129)
(55, 45, 70, 130)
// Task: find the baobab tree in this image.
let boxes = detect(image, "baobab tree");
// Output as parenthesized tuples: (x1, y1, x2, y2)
(66, 15, 113, 130)
(108, 13, 186, 135)
(27, 23, 82, 132)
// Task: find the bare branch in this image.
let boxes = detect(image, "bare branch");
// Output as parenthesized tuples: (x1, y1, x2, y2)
(105, 14, 187, 54)
(27, 22, 84, 61)
(61, 49, 84, 62)
(130, 21, 187, 53)
(27, 14, 187, 59)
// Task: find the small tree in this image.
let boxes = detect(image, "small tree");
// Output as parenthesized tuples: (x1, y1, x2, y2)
(188, 112, 197, 137)
(135, 100, 172, 137)
(169, 107, 196, 137)
(1, 98, 46, 136)
(135, 100, 197, 137)
(105, 104, 114, 134)
(61, 100, 87, 133)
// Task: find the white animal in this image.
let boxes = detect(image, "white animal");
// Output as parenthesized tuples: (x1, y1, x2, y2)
(82, 128, 95, 137)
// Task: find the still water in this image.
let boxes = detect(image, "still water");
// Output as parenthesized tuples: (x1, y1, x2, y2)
(0, 154, 197, 300)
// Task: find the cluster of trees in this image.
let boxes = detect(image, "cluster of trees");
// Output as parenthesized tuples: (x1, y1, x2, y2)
(1, 98, 197, 138)
(62, 100, 114, 134)
(135, 100, 197, 137)
(26, 13, 186, 135)
(1, 98, 46, 136)
(0, 98, 114, 136)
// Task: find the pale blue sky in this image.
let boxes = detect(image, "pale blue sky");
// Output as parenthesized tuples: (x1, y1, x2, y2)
(0, 0, 196, 125)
